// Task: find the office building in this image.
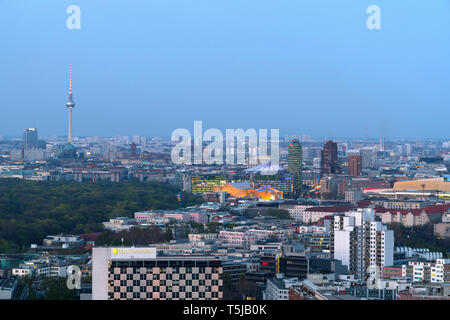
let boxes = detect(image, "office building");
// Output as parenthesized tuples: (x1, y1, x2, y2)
(288, 139, 303, 196)
(280, 254, 309, 280)
(264, 275, 300, 300)
(348, 155, 362, 176)
(380, 137, 385, 152)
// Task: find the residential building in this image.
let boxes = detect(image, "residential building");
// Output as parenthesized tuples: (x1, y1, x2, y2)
(402, 259, 450, 283)
(331, 208, 394, 280)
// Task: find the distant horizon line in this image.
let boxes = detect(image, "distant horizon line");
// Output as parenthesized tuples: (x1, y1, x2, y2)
(0, 133, 448, 142)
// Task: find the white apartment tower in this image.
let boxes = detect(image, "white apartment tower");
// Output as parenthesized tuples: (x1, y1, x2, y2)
(331, 208, 394, 280)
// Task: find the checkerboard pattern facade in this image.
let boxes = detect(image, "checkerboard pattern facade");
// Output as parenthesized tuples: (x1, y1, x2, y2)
(107, 259, 223, 300)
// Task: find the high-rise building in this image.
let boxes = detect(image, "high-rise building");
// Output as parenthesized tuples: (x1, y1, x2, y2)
(380, 137, 385, 152)
(130, 142, 137, 158)
(59, 64, 77, 159)
(288, 139, 303, 196)
(23, 128, 38, 149)
(92, 247, 223, 300)
(348, 155, 362, 176)
(330, 208, 394, 280)
(321, 140, 339, 175)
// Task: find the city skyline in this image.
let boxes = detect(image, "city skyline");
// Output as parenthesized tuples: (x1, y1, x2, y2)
(0, 1, 449, 139)
(1, 0, 450, 306)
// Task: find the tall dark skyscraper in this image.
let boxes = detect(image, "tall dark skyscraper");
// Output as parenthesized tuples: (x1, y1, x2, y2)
(321, 140, 339, 175)
(130, 142, 137, 158)
(23, 128, 38, 149)
(288, 139, 303, 196)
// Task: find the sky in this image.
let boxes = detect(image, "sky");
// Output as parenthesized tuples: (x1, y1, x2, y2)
(0, 0, 449, 139)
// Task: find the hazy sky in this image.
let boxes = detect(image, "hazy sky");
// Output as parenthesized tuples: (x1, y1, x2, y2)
(1, 0, 449, 139)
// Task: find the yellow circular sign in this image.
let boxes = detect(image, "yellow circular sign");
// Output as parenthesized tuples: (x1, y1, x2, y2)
(112, 248, 118, 255)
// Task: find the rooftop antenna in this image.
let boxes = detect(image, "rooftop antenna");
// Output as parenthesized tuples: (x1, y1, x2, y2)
(69, 63, 72, 98)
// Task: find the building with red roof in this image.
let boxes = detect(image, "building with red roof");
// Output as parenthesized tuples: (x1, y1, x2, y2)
(375, 204, 449, 227)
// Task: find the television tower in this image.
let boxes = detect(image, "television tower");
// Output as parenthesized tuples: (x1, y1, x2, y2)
(65, 64, 75, 144)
